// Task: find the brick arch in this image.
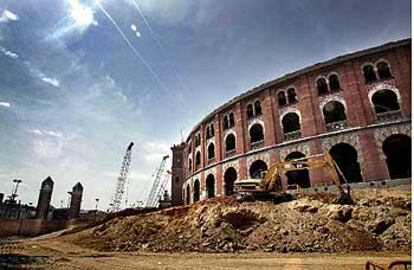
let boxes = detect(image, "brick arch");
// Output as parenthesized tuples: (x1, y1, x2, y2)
(374, 123, 411, 160)
(361, 62, 376, 72)
(367, 84, 402, 114)
(315, 75, 328, 84)
(279, 108, 302, 127)
(318, 91, 346, 110)
(246, 152, 270, 170)
(247, 118, 265, 132)
(278, 142, 310, 161)
(321, 133, 364, 168)
(374, 58, 393, 73)
(222, 159, 240, 172)
(223, 129, 237, 140)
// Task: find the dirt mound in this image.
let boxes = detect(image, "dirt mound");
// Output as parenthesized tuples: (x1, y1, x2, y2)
(66, 187, 411, 253)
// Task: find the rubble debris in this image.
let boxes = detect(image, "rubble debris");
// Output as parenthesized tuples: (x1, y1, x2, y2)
(64, 186, 411, 253)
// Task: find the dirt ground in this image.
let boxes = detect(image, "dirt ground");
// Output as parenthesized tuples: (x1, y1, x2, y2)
(0, 238, 411, 270)
(0, 186, 411, 269)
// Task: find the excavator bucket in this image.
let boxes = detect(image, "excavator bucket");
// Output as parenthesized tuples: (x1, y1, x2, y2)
(334, 191, 354, 205)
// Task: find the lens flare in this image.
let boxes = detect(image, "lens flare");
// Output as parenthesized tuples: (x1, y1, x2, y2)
(68, 0, 94, 27)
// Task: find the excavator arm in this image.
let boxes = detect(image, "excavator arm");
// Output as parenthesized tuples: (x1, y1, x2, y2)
(234, 152, 353, 205)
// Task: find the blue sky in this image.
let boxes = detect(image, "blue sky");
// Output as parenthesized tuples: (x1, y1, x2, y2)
(0, 0, 410, 210)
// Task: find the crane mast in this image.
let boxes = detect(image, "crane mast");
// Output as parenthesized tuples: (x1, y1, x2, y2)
(146, 155, 169, 207)
(110, 142, 134, 212)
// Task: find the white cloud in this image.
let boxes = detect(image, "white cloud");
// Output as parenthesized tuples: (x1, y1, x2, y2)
(0, 101, 10, 107)
(24, 61, 60, 87)
(41, 77, 60, 87)
(0, 47, 18, 59)
(0, 9, 19, 23)
(141, 141, 170, 161)
(28, 128, 77, 159)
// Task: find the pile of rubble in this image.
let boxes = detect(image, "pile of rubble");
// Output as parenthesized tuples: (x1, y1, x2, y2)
(67, 186, 411, 253)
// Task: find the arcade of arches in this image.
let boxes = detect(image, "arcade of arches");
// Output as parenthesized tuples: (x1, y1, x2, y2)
(184, 134, 411, 204)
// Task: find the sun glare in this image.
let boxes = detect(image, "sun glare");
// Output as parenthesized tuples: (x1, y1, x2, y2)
(68, 0, 94, 27)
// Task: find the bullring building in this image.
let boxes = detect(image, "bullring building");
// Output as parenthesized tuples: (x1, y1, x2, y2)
(170, 39, 411, 206)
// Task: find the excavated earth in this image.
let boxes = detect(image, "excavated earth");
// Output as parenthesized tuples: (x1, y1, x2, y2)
(65, 186, 411, 253)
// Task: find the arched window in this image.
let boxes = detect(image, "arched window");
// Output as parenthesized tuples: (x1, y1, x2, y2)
(371, 89, 400, 113)
(250, 123, 264, 143)
(229, 113, 235, 127)
(223, 115, 229, 129)
(287, 88, 298, 104)
(377, 61, 392, 80)
(210, 125, 214, 136)
(206, 126, 211, 139)
(188, 158, 192, 173)
(363, 65, 376, 83)
(317, 78, 328, 95)
(207, 143, 215, 159)
(195, 134, 201, 146)
(277, 91, 287, 106)
(195, 151, 201, 166)
(188, 144, 192, 154)
(328, 74, 340, 91)
(246, 104, 254, 119)
(285, 152, 310, 188)
(329, 143, 363, 183)
(323, 101, 347, 124)
(206, 174, 215, 198)
(224, 167, 237, 196)
(254, 100, 262, 115)
(282, 113, 301, 133)
(193, 180, 200, 202)
(225, 134, 236, 152)
(382, 134, 411, 179)
(186, 185, 190, 205)
(249, 160, 268, 179)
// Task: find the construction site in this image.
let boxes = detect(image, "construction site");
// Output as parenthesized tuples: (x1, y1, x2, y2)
(0, 38, 411, 269)
(0, 1, 412, 269)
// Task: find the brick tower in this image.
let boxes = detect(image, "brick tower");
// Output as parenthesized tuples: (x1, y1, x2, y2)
(35, 176, 54, 219)
(171, 143, 185, 206)
(69, 182, 83, 219)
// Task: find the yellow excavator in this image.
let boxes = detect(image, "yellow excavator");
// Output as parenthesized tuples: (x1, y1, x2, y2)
(234, 152, 353, 204)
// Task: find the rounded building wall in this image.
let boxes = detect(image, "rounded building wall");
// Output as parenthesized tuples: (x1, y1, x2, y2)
(173, 39, 412, 205)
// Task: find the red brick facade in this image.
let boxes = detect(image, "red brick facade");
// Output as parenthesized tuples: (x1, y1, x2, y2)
(171, 39, 412, 205)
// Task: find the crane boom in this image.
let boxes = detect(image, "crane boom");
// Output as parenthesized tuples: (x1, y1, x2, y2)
(146, 155, 169, 207)
(110, 142, 134, 212)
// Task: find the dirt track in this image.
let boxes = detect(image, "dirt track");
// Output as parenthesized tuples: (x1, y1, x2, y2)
(0, 238, 411, 269)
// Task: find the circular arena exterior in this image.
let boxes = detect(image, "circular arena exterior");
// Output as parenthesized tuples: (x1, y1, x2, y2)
(170, 39, 411, 206)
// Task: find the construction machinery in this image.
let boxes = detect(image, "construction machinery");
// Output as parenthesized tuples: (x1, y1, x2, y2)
(145, 155, 169, 208)
(109, 142, 134, 212)
(234, 152, 353, 204)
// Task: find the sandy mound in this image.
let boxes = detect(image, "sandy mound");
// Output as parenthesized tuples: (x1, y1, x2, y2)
(67, 187, 411, 253)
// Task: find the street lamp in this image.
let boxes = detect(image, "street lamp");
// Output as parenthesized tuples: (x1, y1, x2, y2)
(11, 179, 22, 201)
(95, 198, 100, 210)
(8, 179, 22, 218)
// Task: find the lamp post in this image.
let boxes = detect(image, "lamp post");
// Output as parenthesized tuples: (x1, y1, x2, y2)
(8, 179, 22, 218)
(95, 198, 100, 210)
